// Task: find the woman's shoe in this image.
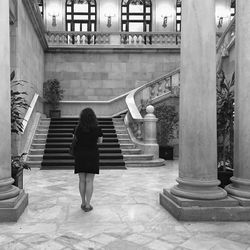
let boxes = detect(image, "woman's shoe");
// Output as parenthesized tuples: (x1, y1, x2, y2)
(84, 205, 93, 212)
(81, 204, 86, 210)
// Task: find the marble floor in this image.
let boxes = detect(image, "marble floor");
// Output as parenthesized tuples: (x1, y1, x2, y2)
(1, 161, 250, 250)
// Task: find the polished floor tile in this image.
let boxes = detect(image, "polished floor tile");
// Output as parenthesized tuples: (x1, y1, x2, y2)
(0, 160, 250, 249)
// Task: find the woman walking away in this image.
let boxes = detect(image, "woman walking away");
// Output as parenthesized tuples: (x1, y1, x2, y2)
(73, 108, 103, 212)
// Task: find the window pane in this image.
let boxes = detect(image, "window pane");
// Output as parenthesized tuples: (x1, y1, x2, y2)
(67, 23, 71, 30)
(91, 23, 95, 30)
(82, 23, 88, 31)
(122, 15, 127, 20)
(129, 5, 143, 13)
(91, 7, 95, 12)
(74, 15, 84, 20)
(129, 22, 143, 32)
(176, 16, 181, 20)
(91, 15, 95, 20)
(67, 15, 71, 20)
(122, 7, 127, 12)
(74, 3, 88, 12)
(75, 23, 80, 31)
(129, 15, 143, 20)
(67, 6, 71, 12)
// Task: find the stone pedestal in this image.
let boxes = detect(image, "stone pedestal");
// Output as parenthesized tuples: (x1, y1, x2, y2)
(143, 105, 159, 159)
(0, 0, 28, 222)
(225, 0, 250, 200)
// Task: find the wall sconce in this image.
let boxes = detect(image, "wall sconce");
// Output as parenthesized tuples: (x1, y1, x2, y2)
(161, 15, 171, 28)
(217, 16, 223, 28)
(49, 12, 59, 27)
(216, 16, 228, 29)
(104, 14, 115, 28)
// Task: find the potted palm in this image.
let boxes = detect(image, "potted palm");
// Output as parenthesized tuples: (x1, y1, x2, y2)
(10, 71, 31, 187)
(154, 103, 178, 160)
(43, 79, 64, 118)
(217, 71, 234, 188)
(11, 153, 30, 189)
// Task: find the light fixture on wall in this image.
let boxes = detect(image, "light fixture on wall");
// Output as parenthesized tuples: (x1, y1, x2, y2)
(49, 12, 59, 27)
(217, 16, 224, 28)
(104, 13, 115, 28)
(161, 15, 172, 28)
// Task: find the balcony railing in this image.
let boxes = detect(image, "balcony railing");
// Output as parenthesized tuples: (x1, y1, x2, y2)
(45, 31, 181, 47)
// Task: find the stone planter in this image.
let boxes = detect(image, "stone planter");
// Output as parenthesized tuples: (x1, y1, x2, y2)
(11, 167, 23, 189)
(218, 169, 233, 188)
(159, 145, 174, 160)
(49, 110, 61, 118)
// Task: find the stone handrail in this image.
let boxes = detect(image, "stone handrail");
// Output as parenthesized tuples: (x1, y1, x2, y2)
(45, 31, 181, 47)
(125, 68, 180, 154)
(216, 17, 235, 71)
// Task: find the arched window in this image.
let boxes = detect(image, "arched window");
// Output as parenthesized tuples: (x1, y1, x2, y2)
(66, 0, 96, 32)
(38, 0, 44, 17)
(230, 0, 236, 20)
(176, 0, 181, 32)
(121, 0, 152, 32)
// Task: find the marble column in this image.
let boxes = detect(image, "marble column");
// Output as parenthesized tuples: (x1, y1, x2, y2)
(0, 0, 28, 222)
(169, 0, 227, 200)
(225, 0, 250, 199)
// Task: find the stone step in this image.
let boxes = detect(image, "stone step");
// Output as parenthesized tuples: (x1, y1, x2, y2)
(118, 138, 131, 143)
(33, 139, 47, 144)
(36, 129, 49, 134)
(28, 155, 43, 161)
(29, 149, 44, 155)
(117, 134, 130, 139)
(123, 154, 153, 161)
(125, 159, 165, 167)
(114, 125, 126, 129)
(26, 161, 42, 168)
(121, 148, 141, 154)
(119, 143, 135, 149)
(115, 129, 127, 133)
(35, 134, 47, 139)
(31, 144, 46, 149)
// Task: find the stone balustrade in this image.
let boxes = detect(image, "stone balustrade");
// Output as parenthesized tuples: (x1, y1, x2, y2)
(45, 31, 181, 47)
(216, 17, 235, 71)
(124, 69, 180, 158)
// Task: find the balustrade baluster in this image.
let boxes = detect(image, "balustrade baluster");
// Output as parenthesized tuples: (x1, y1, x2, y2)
(150, 84, 156, 99)
(136, 35, 140, 44)
(136, 122, 143, 140)
(131, 35, 134, 44)
(157, 81, 163, 96)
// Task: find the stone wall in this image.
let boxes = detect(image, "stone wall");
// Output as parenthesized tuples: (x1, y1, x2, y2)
(13, 1, 45, 104)
(45, 50, 180, 101)
(10, 1, 45, 155)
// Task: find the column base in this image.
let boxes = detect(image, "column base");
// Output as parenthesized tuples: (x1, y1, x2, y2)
(225, 177, 250, 199)
(0, 190, 28, 222)
(170, 177, 227, 200)
(159, 189, 250, 221)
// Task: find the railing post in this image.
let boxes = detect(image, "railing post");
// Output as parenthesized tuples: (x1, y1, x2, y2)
(143, 105, 159, 159)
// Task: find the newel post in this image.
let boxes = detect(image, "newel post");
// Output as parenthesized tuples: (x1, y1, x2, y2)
(143, 105, 159, 159)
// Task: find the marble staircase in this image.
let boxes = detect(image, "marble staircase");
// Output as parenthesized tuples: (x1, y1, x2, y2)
(113, 117, 165, 167)
(26, 117, 50, 168)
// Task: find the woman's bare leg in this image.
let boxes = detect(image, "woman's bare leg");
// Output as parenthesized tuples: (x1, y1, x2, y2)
(78, 173, 86, 206)
(85, 173, 95, 208)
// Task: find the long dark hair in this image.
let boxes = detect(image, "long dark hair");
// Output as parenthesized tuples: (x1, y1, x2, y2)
(78, 108, 98, 131)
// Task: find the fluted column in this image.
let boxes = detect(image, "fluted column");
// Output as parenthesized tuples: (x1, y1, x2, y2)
(225, 0, 250, 199)
(0, 0, 28, 222)
(170, 0, 226, 200)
